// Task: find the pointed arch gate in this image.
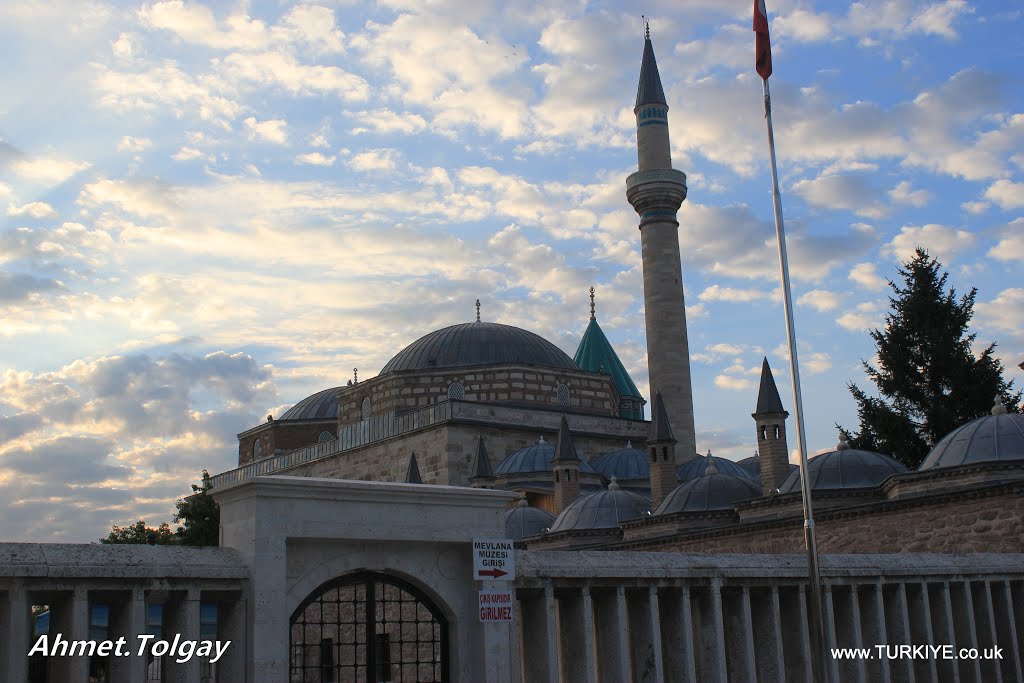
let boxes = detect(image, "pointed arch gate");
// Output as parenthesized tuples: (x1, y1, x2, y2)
(290, 571, 450, 683)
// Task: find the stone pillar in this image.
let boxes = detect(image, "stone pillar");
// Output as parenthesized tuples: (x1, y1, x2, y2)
(822, 584, 840, 683)
(695, 579, 726, 682)
(907, 582, 938, 683)
(979, 581, 1004, 683)
(994, 580, 1023, 683)
(626, 586, 663, 683)
(251, 535, 288, 682)
(593, 586, 630, 682)
(556, 587, 596, 683)
(660, 586, 697, 683)
(953, 581, 983, 683)
(1, 581, 30, 683)
(931, 582, 959, 682)
(217, 596, 248, 683)
(734, 586, 757, 682)
(887, 584, 917, 683)
(164, 587, 201, 683)
(519, 585, 557, 683)
(49, 586, 90, 683)
(863, 584, 891, 683)
(108, 587, 146, 683)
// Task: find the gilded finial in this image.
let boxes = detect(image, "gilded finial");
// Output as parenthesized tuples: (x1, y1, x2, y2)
(644, 17, 650, 41)
(589, 286, 596, 320)
(475, 298, 481, 322)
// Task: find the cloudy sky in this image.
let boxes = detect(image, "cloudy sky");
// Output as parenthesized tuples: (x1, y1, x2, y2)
(2, 0, 1022, 542)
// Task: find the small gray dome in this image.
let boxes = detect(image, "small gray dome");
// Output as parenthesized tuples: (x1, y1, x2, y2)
(589, 444, 648, 480)
(655, 473, 761, 515)
(504, 498, 555, 541)
(736, 454, 798, 481)
(677, 454, 755, 483)
(278, 387, 339, 420)
(920, 408, 1024, 470)
(381, 321, 578, 373)
(494, 438, 597, 476)
(779, 446, 907, 492)
(548, 481, 650, 532)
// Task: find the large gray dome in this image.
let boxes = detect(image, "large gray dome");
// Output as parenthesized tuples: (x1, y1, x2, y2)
(589, 444, 649, 481)
(381, 321, 577, 373)
(548, 481, 650, 532)
(654, 472, 761, 515)
(779, 441, 906, 493)
(677, 454, 755, 483)
(278, 387, 339, 420)
(920, 407, 1024, 470)
(494, 438, 597, 476)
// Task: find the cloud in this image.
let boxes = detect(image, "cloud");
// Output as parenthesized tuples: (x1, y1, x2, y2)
(836, 301, 884, 331)
(295, 152, 336, 167)
(974, 288, 1024, 338)
(884, 224, 976, 263)
(7, 201, 57, 219)
(244, 117, 289, 145)
(698, 285, 770, 303)
(984, 179, 1024, 210)
(888, 180, 931, 207)
(117, 136, 152, 153)
(714, 374, 755, 391)
(220, 51, 369, 101)
(792, 172, 888, 218)
(797, 289, 841, 312)
(348, 148, 400, 172)
(350, 109, 429, 136)
(0, 272, 65, 302)
(774, 10, 833, 42)
(804, 352, 833, 375)
(93, 61, 240, 125)
(11, 157, 91, 185)
(987, 218, 1024, 263)
(849, 262, 887, 290)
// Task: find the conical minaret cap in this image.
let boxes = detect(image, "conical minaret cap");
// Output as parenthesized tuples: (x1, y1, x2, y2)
(647, 391, 677, 443)
(470, 437, 494, 479)
(754, 357, 788, 416)
(551, 414, 580, 463)
(635, 30, 667, 108)
(405, 452, 422, 484)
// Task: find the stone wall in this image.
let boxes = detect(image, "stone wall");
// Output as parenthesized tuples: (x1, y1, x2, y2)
(237, 419, 335, 466)
(618, 484, 1024, 554)
(336, 366, 620, 426)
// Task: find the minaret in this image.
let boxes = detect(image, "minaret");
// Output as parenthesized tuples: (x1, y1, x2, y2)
(646, 391, 678, 509)
(551, 415, 581, 512)
(626, 22, 697, 461)
(752, 358, 790, 495)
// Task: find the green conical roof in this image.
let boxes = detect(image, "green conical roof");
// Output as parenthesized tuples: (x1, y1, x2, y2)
(574, 318, 644, 412)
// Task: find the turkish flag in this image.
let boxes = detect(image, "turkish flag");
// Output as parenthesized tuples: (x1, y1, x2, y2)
(754, 0, 772, 80)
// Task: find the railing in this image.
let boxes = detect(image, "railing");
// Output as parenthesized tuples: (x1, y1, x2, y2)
(210, 401, 453, 489)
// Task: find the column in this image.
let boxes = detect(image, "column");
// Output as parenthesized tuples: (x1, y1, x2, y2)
(624, 586, 664, 683)
(593, 586, 630, 682)
(49, 586, 90, 683)
(697, 579, 726, 682)
(519, 584, 557, 683)
(164, 587, 201, 683)
(993, 580, 1022, 683)
(890, 584, 916, 683)
(556, 587, 595, 683)
(108, 587, 146, 683)
(822, 584, 840, 683)
(933, 582, 960, 683)
(1, 581, 30, 683)
(864, 584, 890, 683)
(216, 595, 248, 683)
(660, 586, 696, 683)
(762, 586, 785, 683)
(251, 535, 287, 682)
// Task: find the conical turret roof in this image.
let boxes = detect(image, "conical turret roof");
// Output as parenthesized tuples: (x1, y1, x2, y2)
(552, 415, 580, 463)
(405, 453, 422, 484)
(648, 391, 676, 443)
(636, 33, 667, 108)
(754, 358, 787, 415)
(574, 318, 644, 418)
(470, 437, 494, 479)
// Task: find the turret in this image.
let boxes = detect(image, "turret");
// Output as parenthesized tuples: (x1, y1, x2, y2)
(647, 391, 678, 509)
(752, 358, 790, 495)
(469, 437, 495, 489)
(551, 415, 582, 512)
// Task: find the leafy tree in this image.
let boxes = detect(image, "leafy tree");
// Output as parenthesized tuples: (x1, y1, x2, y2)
(100, 521, 175, 545)
(843, 247, 1020, 469)
(99, 470, 220, 546)
(173, 469, 220, 546)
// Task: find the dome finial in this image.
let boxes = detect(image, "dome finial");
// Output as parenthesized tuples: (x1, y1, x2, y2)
(517, 493, 528, 507)
(353, 367, 358, 384)
(705, 451, 718, 476)
(608, 475, 620, 490)
(992, 396, 1008, 415)
(475, 298, 481, 322)
(837, 431, 851, 450)
(590, 286, 596, 320)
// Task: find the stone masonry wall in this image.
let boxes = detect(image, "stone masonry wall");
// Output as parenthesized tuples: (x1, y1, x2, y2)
(628, 487, 1024, 554)
(237, 420, 335, 466)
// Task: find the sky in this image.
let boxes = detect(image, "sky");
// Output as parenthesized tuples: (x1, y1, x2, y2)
(1, 0, 1022, 543)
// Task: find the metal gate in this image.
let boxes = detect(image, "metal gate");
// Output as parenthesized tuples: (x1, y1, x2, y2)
(289, 571, 449, 683)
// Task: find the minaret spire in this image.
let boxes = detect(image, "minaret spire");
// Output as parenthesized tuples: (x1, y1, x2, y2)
(626, 30, 698, 462)
(589, 286, 596, 320)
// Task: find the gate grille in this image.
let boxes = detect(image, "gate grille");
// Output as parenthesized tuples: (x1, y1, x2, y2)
(290, 572, 449, 683)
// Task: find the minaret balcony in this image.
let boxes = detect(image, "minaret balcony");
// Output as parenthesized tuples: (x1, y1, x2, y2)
(626, 169, 688, 219)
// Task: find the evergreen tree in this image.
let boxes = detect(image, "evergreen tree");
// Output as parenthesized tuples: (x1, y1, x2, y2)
(844, 248, 1020, 469)
(100, 521, 175, 545)
(173, 469, 220, 546)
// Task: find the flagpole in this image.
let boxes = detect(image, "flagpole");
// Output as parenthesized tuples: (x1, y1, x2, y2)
(762, 77, 830, 683)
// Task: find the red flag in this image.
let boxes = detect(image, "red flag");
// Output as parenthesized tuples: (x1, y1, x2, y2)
(753, 0, 772, 80)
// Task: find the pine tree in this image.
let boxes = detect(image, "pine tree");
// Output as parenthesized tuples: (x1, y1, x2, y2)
(844, 248, 1020, 469)
(174, 469, 220, 546)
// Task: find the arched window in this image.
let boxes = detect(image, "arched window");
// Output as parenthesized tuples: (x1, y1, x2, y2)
(253, 439, 262, 460)
(447, 381, 465, 400)
(361, 397, 371, 421)
(555, 384, 570, 406)
(318, 431, 335, 443)
(773, 425, 780, 439)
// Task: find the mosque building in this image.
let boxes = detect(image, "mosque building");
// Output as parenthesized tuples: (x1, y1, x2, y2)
(210, 24, 1024, 555)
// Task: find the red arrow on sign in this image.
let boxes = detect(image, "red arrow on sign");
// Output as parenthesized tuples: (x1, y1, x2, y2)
(478, 568, 508, 579)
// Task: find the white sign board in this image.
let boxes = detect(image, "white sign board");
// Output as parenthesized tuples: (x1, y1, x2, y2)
(472, 538, 515, 581)
(478, 590, 514, 622)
